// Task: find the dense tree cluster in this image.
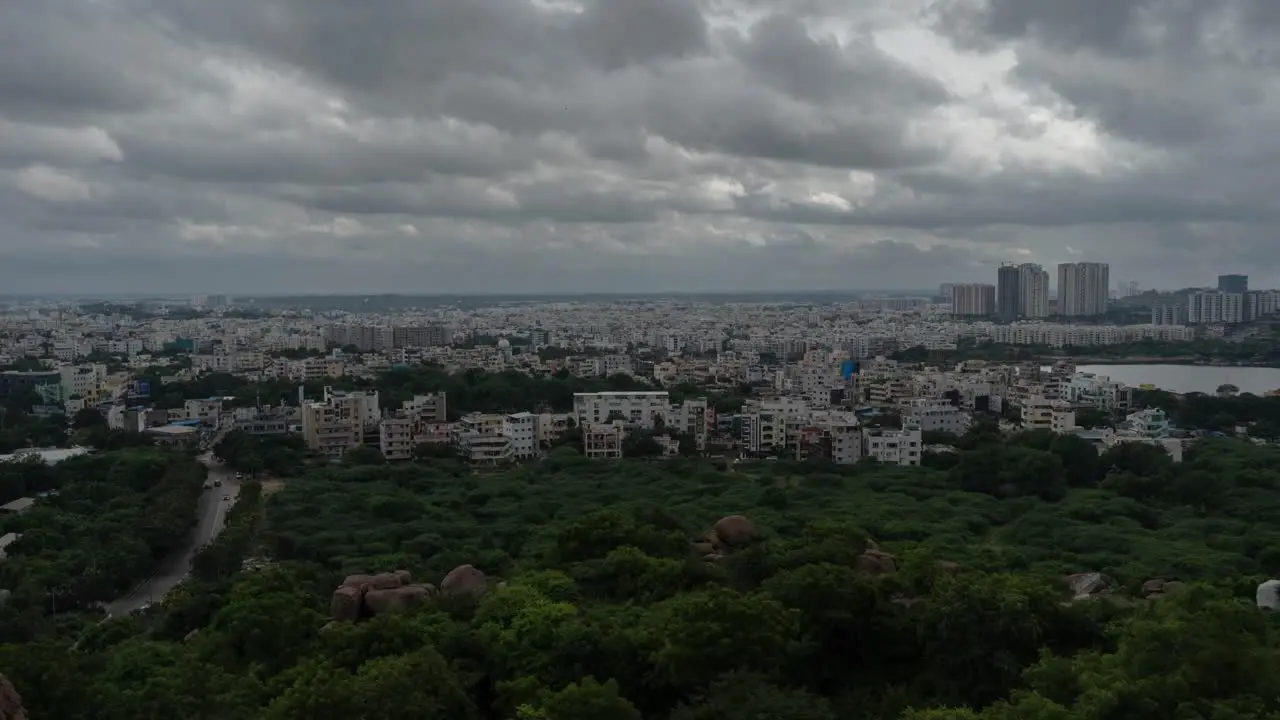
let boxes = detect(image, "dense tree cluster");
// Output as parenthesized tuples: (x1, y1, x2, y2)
(3, 429, 1280, 717)
(213, 432, 309, 478)
(0, 450, 206, 642)
(0, 389, 67, 454)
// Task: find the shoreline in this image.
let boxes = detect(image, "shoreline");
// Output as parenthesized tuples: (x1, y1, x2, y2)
(1052, 357, 1280, 368)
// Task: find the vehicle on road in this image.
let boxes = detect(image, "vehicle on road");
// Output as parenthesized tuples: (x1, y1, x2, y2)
(214, 479, 222, 487)
(223, 495, 230, 500)
(234, 472, 243, 479)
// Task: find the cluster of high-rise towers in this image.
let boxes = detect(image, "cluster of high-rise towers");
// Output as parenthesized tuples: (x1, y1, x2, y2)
(946, 262, 1111, 319)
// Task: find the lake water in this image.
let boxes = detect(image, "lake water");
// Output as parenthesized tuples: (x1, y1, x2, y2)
(1075, 364, 1280, 396)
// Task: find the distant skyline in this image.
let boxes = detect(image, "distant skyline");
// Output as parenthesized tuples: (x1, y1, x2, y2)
(4, 1, 1280, 292)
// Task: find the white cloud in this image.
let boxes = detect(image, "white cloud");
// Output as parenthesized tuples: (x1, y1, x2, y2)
(12, 165, 93, 202)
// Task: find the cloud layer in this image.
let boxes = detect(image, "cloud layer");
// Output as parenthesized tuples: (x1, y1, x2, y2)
(3, 0, 1276, 294)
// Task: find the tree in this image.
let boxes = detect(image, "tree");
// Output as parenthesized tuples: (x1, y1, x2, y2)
(1074, 407, 1113, 429)
(669, 673, 837, 720)
(520, 678, 641, 720)
(641, 587, 801, 694)
(341, 446, 386, 466)
(71, 407, 107, 430)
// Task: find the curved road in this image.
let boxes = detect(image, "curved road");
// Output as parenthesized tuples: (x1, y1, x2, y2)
(104, 452, 240, 616)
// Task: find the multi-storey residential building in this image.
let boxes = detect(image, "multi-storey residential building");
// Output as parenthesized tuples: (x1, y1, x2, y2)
(573, 391, 670, 429)
(1124, 408, 1171, 439)
(502, 412, 539, 460)
(456, 434, 514, 464)
(863, 426, 922, 466)
(379, 416, 414, 460)
(1151, 304, 1186, 326)
(1020, 395, 1076, 433)
(1057, 262, 1110, 317)
(1019, 264, 1050, 319)
(583, 424, 623, 460)
(669, 397, 713, 451)
(794, 411, 862, 464)
(1066, 373, 1133, 412)
(997, 264, 1021, 322)
(902, 399, 972, 435)
(1187, 291, 1244, 324)
(286, 357, 346, 382)
(742, 397, 809, 456)
(301, 398, 365, 458)
(230, 407, 297, 436)
(536, 412, 572, 447)
(392, 325, 453, 348)
(950, 283, 996, 317)
(401, 393, 448, 424)
(323, 387, 380, 429)
(60, 363, 107, 403)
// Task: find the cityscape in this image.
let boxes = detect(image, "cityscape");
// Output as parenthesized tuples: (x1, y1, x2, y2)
(8, 0, 1280, 716)
(0, 266, 1271, 470)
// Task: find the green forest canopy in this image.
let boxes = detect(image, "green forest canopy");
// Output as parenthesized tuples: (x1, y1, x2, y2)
(5, 433, 1280, 718)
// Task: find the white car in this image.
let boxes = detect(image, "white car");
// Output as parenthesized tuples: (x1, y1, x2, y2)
(234, 472, 243, 479)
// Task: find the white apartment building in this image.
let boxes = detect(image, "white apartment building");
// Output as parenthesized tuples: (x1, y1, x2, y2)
(1058, 262, 1110, 317)
(742, 397, 809, 455)
(669, 397, 713, 451)
(60, 363, 107, 402)
(1187, 291, 1244, 325)
(286, 357, 346, 382)
(1020, 395, 1076, 433)
(1019, 264, 1050, 319)
(1124, 408, 1171, 439)
(1065, 373, 1134, 412)
(1151, 304, 1186, 326)
(902, 399, 972, 435)
(175, 397, 223, 427)
(379, 416, 414, 461)
(502, 412, 539, 460)
(863, 426, 922, 466)
(573, 391, 670, 429)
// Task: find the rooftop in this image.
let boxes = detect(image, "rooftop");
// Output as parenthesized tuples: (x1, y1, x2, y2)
(0, 498, 35, 513)
(0, 446, 91, 465)
(573, 391, 669, 397)
(145, 425, 199, 436)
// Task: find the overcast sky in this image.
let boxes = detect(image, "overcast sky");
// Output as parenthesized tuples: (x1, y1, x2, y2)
(3, 0, 1278, 295)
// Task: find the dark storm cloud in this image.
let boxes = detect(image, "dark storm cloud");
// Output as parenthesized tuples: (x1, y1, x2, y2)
(2, 0, 1280, 292)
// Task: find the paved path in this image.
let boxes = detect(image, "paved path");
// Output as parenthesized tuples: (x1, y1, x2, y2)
(104, 452, 240, 616)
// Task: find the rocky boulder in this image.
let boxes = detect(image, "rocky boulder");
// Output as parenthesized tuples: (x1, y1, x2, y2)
(440, 564, 488, 599)
(1064, 572, 1114, 601)
(853, 549, 897, 575)
(0, 674, 26, 720)
(330, 569, 432, 622)
(713, 515, 757, 547)
(330, 585, 364, 622)
(365, 584, 433, 614)
(1141, 578, 1185, 599)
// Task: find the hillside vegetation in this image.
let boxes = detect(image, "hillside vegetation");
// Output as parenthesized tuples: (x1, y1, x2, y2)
(4, 432, 1280, 719)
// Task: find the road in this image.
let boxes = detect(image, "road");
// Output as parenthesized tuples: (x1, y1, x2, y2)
(104, 451, 240, 616)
